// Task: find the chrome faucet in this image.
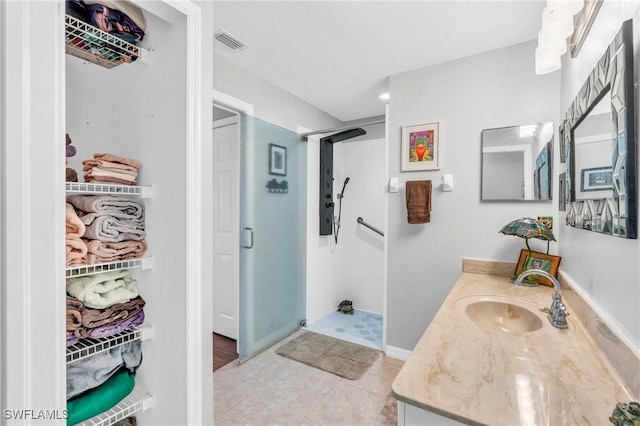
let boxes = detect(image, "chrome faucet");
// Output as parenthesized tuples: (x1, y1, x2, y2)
(515, 268, 569, 329)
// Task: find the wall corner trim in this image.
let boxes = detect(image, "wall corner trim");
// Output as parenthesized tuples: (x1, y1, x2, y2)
(385, 345, 412, 361)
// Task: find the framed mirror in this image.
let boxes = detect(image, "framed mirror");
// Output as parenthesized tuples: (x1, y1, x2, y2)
(560, 19, 636, 238)
(481, 122, 554, 201)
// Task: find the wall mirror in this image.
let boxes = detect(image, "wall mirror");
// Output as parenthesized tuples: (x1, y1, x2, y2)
(560, 19, 636, 238)
(481, 122, 554, 201)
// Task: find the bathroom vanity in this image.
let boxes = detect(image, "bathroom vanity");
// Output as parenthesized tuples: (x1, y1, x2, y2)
(391, 260, 633, 425)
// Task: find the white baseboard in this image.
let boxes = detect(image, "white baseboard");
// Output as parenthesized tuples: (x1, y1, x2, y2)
(385, 345, 412, 361)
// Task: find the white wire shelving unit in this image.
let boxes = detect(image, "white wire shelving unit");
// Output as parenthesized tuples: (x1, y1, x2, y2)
(65, 181, 154, 424)
(64, 14, 155, 426)
(65, 182, 152, 198)
(66, 257, 153, 278)
(76, 387, 154, 426)
(65, 14, 141, 69)
(67, 325, 153, 364)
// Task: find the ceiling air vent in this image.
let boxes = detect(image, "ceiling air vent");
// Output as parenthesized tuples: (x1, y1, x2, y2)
(215, 30, 249, 52)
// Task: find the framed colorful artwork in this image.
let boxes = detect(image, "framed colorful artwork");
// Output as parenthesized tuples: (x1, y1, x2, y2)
(514, 249, 561, 287)
(401, 122, 440, 171)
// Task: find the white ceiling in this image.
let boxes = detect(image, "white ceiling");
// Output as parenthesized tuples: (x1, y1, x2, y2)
(213, 1, 546, 122)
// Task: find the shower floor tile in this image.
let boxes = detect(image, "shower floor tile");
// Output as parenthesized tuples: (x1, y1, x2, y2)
(304, 309, 383, 350)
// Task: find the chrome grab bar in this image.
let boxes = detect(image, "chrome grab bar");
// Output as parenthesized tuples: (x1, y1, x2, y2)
(357, 217, 384, 237)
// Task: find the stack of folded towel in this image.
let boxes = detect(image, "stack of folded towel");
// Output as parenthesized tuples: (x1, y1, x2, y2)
(67, 195, 147, 261)
(66, 203, 88, 266)
(67, 369, 136, 425)
(66, 269, 143, 344)
(67, 340, 142, 400)
(66, 0, 146, 44)
(67, 269, 139, 309)
(66, 133, 78, 182)
(66, 292, 145, 344)
(83, 153, 141, 186)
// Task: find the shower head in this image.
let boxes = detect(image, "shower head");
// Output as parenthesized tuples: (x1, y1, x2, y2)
(338, 177, 350, 199)
(325, 128, 366, 143)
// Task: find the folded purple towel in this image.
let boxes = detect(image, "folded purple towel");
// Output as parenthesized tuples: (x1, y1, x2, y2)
(67, 335, 80, 347)
(88, 310, 144, 339)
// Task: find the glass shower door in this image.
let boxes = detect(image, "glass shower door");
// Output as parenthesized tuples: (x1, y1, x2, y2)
(238, 114, 306, 361)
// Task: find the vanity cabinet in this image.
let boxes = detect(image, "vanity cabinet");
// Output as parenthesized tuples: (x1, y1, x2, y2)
(391, 260, 632, 425)
(397, 401, 464, 426)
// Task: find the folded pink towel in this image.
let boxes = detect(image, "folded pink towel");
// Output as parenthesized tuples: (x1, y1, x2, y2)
(85, 239, 148, 264)
(66, 237, 88, 266)
(66, 203, 85, 238)
(84, 176, 137, 186)
(82, 159, 139, 173)
(84, 169, 137, 183)
(92, 153, 141, 170)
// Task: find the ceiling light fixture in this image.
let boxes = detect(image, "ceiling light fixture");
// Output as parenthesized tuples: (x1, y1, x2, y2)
(379, 93, 390, 100)
(535, 0, 584, 75)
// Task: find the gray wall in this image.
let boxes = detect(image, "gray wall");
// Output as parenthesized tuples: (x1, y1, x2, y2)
(386, 40, 560, 350)
(559, 2, 640, 348)
(213, 53, 341, 133)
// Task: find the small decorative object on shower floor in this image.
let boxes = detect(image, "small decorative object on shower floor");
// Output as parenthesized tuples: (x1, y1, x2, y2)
(500, 217, 557, 285)
(337, 300, 354, 315)
(269, 143, 287, 176)
(266, 178, 288, 193)
(401, 122, 440, 171)
(609, 401, 640, 426)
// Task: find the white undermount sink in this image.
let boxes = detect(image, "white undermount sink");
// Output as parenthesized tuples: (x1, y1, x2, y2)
(463, 298, 544, 334)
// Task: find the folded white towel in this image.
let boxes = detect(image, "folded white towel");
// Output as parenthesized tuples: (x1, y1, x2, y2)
(84, 169, 137, 182)
(67, 270, 139, 309)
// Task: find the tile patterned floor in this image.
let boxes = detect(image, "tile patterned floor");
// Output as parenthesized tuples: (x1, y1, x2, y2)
(213, 330, 404, 426)
(304, 309, 383, 350)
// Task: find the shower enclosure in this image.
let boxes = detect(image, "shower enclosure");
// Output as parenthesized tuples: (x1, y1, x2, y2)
(237, 115, 307, 361)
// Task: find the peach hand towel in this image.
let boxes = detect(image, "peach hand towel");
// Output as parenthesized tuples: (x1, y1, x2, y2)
(92, 153, 141, 170)
(66, 203, 85, 238)
(405, 180, 432, 224)
(82, 159, 139, 173)
(66, 237, 88, 266)
(84, 169, 137, 183)
(85, 176, 137, 186)
(85, 239, 148, 264)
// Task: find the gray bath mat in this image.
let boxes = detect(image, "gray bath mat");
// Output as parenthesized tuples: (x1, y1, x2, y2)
(275, 331, 379, 380)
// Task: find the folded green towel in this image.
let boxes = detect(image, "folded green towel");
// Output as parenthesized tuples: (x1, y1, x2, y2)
(67, 370, 135, 425)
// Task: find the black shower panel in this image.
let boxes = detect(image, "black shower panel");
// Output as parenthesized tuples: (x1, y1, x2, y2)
(318, 128, 366, 236)
(319, 137, 334, 235)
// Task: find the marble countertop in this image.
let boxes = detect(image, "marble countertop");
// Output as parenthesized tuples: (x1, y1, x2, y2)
(391, 271, 632, 425)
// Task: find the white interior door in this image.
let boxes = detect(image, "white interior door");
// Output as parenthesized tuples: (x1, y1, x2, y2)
(213, 116, 239, 339)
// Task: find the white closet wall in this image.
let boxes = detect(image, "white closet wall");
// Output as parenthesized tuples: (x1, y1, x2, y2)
(1, 1, 213, 424)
